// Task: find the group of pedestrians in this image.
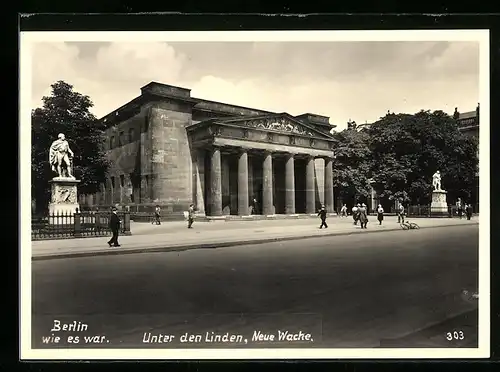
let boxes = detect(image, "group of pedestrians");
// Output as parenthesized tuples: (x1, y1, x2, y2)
(106, 192, 476, 247)
(152, 204, 196, 228)
(350, 203, 369, 228)
(339, 202, 390, 228)
(456, 198, 474, 220)
(105, 203, 197, 248)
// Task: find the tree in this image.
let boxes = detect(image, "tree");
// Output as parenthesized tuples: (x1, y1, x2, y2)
(31, 81, 109, 213)
(331, 127, 373, 204)
(364, 110, 478, 205)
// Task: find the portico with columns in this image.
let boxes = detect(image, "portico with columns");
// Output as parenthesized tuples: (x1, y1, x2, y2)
(187, 113, 336, 217)
(88, 82, 340, 220)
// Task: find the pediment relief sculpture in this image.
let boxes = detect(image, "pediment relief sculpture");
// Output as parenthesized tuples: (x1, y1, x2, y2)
(243, 117, 315, 137)
(208, 125, 223, 136)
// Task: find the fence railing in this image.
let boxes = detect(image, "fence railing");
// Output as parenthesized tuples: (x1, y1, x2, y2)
(32, 210, 131, 240)
(407, 205, 477, 218)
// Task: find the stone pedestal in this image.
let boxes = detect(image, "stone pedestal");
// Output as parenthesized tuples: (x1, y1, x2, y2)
(48, 177, 81, 224)
(430, 189, 448, 217)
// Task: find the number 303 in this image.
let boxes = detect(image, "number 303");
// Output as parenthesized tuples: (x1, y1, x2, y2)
(446, 331, 464, 341)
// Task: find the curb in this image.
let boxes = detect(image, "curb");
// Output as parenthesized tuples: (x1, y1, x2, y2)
(31, 222, 476, 261)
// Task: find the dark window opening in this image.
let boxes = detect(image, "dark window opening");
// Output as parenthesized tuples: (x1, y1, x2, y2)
(144, 114, 149, 133)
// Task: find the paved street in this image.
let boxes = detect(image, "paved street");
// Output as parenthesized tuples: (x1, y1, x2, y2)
(32, 224, 479, 349)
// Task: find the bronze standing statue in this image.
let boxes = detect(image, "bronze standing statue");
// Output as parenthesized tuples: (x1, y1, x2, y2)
(49, 133, 75, 178)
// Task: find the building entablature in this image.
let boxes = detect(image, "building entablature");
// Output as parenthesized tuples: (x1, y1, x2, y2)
(187, 113, 336, 159)
(99, 81, 336, 133)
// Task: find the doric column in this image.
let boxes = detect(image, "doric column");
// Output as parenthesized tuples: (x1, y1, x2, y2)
(238, 150, 249, 215)
(324, 157, 334, 213)
(210, 147, 223, 216)
(140, 176, 148, 203)
(285, 153, 295, 214)
(306, 156, 316, 214)
(262, 151, 274, 215)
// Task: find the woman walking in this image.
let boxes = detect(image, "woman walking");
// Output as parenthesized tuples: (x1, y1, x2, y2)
(358, 203, 369, 229)
(377, 204, 384, 225)
(466, 203, 473, 220)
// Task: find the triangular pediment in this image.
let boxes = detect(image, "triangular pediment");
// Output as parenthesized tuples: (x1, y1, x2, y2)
(215, 113, 334, 139)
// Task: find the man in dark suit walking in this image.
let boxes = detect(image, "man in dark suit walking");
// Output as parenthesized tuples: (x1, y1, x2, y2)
(318, 205, 328, 229)
(107, 207, 121, 247)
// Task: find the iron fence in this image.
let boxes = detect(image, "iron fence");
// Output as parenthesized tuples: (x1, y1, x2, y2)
(31, 210, 131, 240)
(407, 205, 477, 218)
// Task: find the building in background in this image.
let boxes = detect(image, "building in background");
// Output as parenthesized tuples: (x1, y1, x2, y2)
(81, 81, 338, 218)
(455, 104, 480, 212)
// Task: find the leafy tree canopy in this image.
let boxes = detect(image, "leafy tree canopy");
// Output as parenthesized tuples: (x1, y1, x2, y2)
(31, 80, 109, 212)
(331, 127, 373, 202)
(363, 110, 478, 205)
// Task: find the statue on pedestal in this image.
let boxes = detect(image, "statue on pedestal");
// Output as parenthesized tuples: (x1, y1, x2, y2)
(432, 171, 442, 191)
(49, 133, 75, 179)
(430, 171, 448, 217)
(47, 133, 80, 220)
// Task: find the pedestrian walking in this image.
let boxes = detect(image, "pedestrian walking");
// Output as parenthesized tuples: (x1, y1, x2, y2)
(397, 204, 405, 223)
(107, 207, 121, 247)
(251, 198, 259, 215)
(318, 205, 328, 229)
(358, 203, 368, 229)
(377, 204, 384, 225)
(466, 203, 473, 220)
(154, 204, 161, 225)
(340, 204, 348, 217)
(187, 204, 195, 228)
(352, 204, 360, 225)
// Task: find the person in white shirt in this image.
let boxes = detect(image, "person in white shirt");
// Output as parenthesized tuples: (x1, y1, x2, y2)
(397, 204, 405, 223)
(154, 205, 161, 225)
(377, 204, 384, 225)
(340, 204, 347, 217)
(352, 204, 360, 225)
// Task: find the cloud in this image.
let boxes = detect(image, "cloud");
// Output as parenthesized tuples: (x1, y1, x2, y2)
(32, 42, 186, 117)
(31, 41, 480, 130)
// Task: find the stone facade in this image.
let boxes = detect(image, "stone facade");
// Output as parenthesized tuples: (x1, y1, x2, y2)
(454, 106, 479, 212)
(88, 81, 338, 216)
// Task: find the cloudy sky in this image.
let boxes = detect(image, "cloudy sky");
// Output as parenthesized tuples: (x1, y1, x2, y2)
(31, 41, 480, 130)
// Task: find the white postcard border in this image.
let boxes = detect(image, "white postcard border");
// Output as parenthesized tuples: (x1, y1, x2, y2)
(20, 29, 490, 360)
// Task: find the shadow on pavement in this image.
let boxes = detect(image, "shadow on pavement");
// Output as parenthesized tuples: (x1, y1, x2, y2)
(378, 308, 478, 348)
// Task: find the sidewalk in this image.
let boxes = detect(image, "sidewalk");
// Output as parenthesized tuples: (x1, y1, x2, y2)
(31, 216, 478, 260)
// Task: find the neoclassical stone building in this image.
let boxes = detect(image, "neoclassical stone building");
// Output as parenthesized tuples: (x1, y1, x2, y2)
(84, 81, 339, 217)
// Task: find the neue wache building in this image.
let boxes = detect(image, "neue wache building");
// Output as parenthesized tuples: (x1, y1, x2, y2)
(82, 82, 340, 218)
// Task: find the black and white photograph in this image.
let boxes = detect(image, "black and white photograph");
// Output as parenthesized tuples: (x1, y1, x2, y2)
(20, 30, 489, 359)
